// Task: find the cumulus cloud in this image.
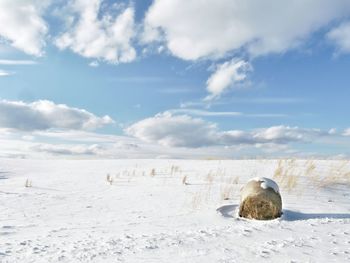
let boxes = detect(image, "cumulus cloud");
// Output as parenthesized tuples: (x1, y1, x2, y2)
(0, 0, 49, 56)
(55, 0, 136, 64)
(126, 112, 219, 147)
(126, 113, 328, 148)
(327, 22, 350, 53)
(0, 116, 348, 159)
(206, 60, 252, 99)
(143, 0, 350, 60)
(0, 100, 114, 131)
(1, 0, 350, 63)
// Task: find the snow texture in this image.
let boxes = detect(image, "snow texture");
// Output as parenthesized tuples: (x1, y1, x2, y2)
(0, 159, 350, 262)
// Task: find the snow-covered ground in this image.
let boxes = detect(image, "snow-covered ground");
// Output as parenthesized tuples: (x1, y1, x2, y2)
(1, 159, 349, 262)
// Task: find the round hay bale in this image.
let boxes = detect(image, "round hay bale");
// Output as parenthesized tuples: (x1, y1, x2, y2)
(239, 177, 282, 220)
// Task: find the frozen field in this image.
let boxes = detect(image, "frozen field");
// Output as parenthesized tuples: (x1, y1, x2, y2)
(0, 159, 350, 262)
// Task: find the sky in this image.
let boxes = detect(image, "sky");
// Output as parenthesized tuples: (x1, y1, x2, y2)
(1, 0, 350, 159)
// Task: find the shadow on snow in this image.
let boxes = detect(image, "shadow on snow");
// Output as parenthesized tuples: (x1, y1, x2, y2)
(216, 205, 350, 221)
(282, 210, 350, 221)
(216, 204, 238, 218)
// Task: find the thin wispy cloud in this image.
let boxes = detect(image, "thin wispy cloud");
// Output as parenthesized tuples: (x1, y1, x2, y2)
(108, 76, 165, 83)
(167, 109, 287, 118)
(180, 97, 308, 109)
(233, 97, 309, 104)
(167, 109, 242, 117)
(0, 69, 13, 76)
(157, 87, 195, 94)
(0, 59, 37, 65)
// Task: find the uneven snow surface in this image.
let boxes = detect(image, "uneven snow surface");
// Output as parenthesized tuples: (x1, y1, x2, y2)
(1, 159, 350, 262)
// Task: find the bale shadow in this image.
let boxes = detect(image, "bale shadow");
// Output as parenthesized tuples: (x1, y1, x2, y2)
(216, 205, 350, 221)
(216, 204, 238, 218)
(282, 209, 350, 221)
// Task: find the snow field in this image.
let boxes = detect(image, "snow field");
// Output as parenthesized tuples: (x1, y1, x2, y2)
(0, 159, 350, 262)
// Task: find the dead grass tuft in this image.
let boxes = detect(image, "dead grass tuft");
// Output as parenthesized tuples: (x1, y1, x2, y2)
(273, 159, 300, 192)
(191, 192, 202, 210)
(220, 184, 235, 200)
(182, 175, 188, 185)
(106, 174, 113, 185)
(25, 179, 32, 188)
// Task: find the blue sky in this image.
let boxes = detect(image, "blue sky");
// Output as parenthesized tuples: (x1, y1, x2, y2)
(1, 0, 350, 159)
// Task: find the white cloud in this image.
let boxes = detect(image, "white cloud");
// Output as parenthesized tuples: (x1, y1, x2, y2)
(252, 126, 323, 144)
(206, 60, 252, 99)
(343, 128, 350, 136)
(168, 109, 242, 117)
(327, 22, 350, 53)
(0, 128, 233, 159)
(126, 112, 219, 147)
(180, 97, 307, 109)
(55, 0, 136, 64)
(221, 126, 323, 145)
(167, 108, 286, 118)
(0, 117, 348, 159)
(328, 128, 337, 135)
(0, 100, 114, 131)
(143, 0, 350, 60)
(0, 132, 108, 158)
(0, 59, 37, 65)
(0, 69, 13, 76)
(126, 112, 328, 148)
(31, 143, 104, 156)
(88, 61, 99, 67)
(254, 143, 292, 154)
(0, 0, 49, 56)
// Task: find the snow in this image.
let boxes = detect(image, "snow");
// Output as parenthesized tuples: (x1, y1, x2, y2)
(0, 159, 350, 262)
(252, 177, 280, 193)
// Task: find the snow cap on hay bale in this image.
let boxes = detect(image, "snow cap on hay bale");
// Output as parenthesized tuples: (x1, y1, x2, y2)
(239, 177, 282, 220)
